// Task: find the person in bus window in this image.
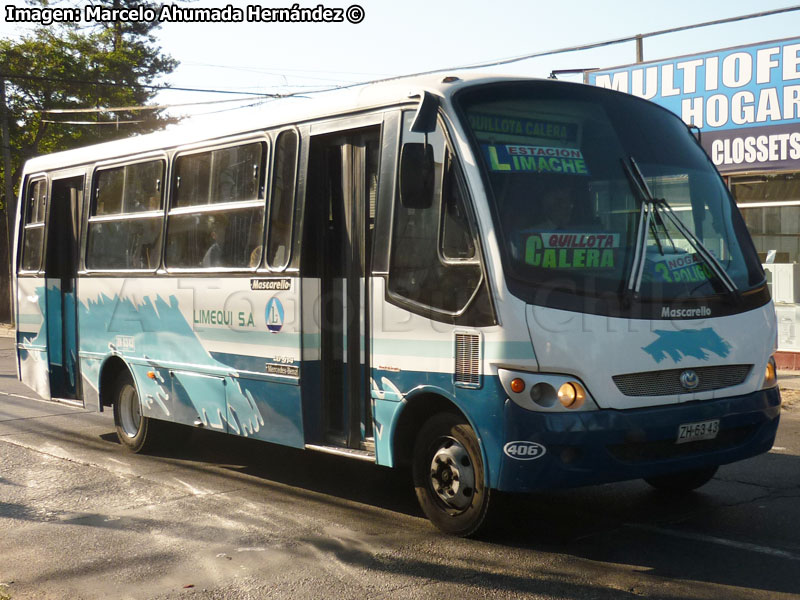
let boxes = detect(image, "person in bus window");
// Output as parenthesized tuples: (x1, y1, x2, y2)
(534, 186, 575, 231)
(202, 228, 222, 267)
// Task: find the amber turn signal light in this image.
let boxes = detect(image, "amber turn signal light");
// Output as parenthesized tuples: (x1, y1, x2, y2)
(510, 378, 526, 394)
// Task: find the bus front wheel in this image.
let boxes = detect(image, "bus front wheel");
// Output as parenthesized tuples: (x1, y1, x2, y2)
(113, 371, 157, 453)
(412, 413, 491, 537)
(644, 466, 718, 492)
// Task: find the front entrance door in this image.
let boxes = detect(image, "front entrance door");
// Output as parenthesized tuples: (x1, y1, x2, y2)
(305, 127, 379, 450)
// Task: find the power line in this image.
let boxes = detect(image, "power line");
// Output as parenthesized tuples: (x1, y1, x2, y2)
(33, 95, 263, 115)
(41, 98, 276, 125)
(42, 119, 147, 125)
(190, 99, 274, 117)
(9, 5, 799, 122)
(294, 4, 800, 96)
(0, 73, 279, 97)
(455, 4, 800, 71)
(182, 61, 393, 79)
(178, 63, 381, 85)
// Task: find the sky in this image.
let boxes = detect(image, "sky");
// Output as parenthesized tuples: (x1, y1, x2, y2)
(2, 0, 800, 120)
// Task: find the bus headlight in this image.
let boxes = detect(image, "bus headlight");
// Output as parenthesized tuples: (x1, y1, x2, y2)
(762, 355, 778, 389)
(557, 382, 585, 409)
(499, 369, 597, 412)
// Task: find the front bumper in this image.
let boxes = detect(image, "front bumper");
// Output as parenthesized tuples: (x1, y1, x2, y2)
(497, 387, 781, 492)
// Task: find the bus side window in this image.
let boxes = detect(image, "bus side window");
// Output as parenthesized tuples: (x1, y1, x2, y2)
(86, 160, 165, 271)
(441, 153, 476, 261)
(20, 179, 47, 272)
(166, 142, 266, 270)
(267, 130, 298, 270)
(95, 168, 124, 215)
(388, 113, 482, 317)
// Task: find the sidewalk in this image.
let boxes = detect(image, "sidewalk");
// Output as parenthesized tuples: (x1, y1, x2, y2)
(778, 370, 800, 390)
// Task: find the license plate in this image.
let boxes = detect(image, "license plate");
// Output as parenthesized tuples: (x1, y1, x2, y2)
(676, 419, 720, 444)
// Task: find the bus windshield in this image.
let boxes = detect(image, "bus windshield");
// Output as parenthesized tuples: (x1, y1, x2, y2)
(456, 81, 765, 310)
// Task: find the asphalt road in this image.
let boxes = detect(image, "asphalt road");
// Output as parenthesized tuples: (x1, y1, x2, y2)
(1, 337, 799, 600)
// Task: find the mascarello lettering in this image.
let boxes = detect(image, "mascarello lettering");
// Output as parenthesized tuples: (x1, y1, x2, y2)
(661, 306, 712, 318)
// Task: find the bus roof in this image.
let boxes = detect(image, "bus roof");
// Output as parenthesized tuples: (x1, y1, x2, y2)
(21, 72, 548, 175)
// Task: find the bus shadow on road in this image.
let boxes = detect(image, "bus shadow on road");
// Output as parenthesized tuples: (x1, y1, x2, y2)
(100, 426, 421, 518)
(98, 425, 800, 597)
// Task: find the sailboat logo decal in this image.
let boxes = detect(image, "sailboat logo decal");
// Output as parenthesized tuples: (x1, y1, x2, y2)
(265, 298, 285, 333)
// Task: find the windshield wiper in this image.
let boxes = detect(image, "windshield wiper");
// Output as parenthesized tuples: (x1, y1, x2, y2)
(621, 157, 738, 300)
(623, 159, 657, 298)
(650, 202, 677, 255)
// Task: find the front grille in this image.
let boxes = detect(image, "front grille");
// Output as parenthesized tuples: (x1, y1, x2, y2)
(612, 364, 752, 397)
(454, 332, 481, 387)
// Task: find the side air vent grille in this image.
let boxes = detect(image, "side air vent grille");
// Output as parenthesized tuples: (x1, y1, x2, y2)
(613, 364, 752, 397)
(454, 332, 482, 388)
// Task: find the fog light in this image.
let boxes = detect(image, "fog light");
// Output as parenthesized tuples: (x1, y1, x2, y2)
(510, 378, 525, 393)
(530, 382, 557, 408)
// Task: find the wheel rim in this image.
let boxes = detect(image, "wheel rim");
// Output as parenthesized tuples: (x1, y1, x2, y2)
(118, 385, 141, 438)
(428, 436, 476, 511)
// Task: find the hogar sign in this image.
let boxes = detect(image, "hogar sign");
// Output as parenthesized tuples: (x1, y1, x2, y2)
(586, 37, 800, 173)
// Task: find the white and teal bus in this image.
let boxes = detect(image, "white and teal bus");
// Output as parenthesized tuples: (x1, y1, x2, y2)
(13, 74, 781, 536)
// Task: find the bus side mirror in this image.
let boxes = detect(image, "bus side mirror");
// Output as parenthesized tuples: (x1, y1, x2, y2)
(399, 143, 434, 209)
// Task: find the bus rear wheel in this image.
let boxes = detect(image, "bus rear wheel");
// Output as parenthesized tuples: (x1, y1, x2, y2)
(113, 371, 158, 453)
(412, 412, 491, 537)
(644, 466, 718, 491)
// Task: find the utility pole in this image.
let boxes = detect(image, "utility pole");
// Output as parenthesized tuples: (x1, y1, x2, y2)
(1, 77, 14, 324)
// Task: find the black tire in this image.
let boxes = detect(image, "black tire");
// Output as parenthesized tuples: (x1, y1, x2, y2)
(644, 466, 718, 492)
(112, 371, 160, 453)
(412, 412, 491, 537)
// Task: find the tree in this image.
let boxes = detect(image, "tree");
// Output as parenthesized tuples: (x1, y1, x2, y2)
(0, 0, 181, 322)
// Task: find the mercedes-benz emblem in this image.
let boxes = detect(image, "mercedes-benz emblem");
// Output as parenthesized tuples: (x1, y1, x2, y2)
(680, 370, 699, 390)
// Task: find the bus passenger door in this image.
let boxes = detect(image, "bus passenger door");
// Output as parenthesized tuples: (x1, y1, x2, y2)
(44, 176, 83, 401)
(305, 127, 380, 451)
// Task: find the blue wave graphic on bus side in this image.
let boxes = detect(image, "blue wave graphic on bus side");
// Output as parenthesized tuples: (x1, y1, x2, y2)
(18, 285, 49, 351)
(79, 293, 212, 364)
(76, 292, 301, 444)
(642, 328, 731, 363)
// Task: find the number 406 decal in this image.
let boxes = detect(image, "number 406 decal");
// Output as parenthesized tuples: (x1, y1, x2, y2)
(504, 441, 547, 460)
